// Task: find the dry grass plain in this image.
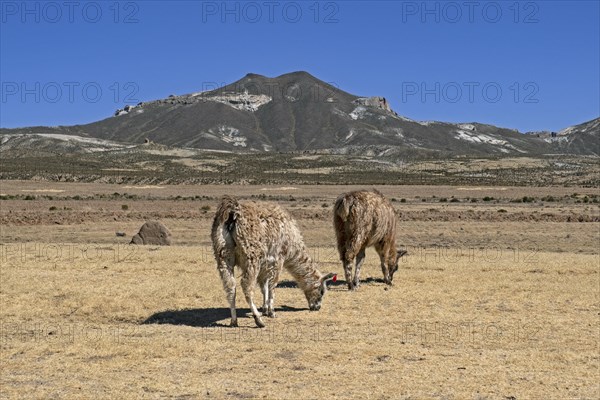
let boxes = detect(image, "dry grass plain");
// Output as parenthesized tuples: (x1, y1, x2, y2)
(1, 181, 599, 399)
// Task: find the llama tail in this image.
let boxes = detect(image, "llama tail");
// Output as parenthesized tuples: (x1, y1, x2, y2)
(214, 195, 239, 227)
(211, 196, 240, 258)
(333, 194, 353, 222)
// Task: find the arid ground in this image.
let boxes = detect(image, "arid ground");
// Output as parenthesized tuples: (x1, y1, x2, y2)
(1, 181, 598, 399)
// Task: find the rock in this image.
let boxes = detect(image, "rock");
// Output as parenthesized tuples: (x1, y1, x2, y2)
(130, 220, 172, 245)
(115, 231, 126, 237)
(353, 96, 392, 112)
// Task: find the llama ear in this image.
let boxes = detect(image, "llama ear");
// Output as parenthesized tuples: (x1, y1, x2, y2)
(397, 249, 407, 258)
(322, 273, 337, 283)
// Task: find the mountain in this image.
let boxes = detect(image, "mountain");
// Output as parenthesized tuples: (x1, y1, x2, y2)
(1, 72, 598, 157)
(522, 118, 600, 156)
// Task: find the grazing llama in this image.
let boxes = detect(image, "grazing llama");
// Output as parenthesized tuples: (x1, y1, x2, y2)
(211, 196, 336, 328)
(334, 190, 407, 290)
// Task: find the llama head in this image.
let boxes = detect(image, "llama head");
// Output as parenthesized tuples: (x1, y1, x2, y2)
(305, 272, 337, 311)
(389, 249, 408, 282)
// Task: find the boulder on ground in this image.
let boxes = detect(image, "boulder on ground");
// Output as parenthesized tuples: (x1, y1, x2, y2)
(130, 220, 172, 245)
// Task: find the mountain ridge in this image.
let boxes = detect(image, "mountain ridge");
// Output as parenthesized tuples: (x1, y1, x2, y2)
(1, 71, 598, 157)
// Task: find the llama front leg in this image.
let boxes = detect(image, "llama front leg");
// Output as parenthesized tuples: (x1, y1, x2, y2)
(260, 279, 269, 315)
(380, 262, 391, 285)
(265, 280, 276, 318)
(217, 260, 238, 327)
(264, 261, 280, 318)
(378, 253, 392, 285)
(375, 244, 392, 285)
(353, 249, 366, 289)
(241, 271, 265, 328)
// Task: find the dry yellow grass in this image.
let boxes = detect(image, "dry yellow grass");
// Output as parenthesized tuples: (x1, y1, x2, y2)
(1, 243, 598, 399)
(1, 182, 599, 399)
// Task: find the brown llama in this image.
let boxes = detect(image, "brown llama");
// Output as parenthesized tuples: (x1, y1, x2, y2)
(334, 189, 407, 290)
(211, 196, 336, 328)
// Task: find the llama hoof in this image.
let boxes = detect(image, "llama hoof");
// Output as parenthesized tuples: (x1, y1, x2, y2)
(230, 320, 238, 327)
(265, 311, 276, 318)
(254, 316, 266, 328)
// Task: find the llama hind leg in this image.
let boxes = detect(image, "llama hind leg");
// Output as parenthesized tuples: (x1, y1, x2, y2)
(241, 270, 265, 328)
(342, 258, 354, 290)
(353, 249, 366, 289)
(217, 260, 237, 327)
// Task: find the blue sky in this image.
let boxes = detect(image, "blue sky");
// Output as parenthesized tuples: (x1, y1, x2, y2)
(1, 0, 598, 132)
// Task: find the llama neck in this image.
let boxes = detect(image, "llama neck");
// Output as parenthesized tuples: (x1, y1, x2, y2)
(285, 250, 321, 290)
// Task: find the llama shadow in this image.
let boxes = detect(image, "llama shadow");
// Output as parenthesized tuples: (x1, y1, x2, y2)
(276, 280, 346, 289)
(363, 277, 386, 284)
(143, 305, 306, 328)
(277, 277, 385, 290)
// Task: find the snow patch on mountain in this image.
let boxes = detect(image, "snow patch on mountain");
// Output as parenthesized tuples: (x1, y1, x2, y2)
(349, 106, 367, 120)
(207, 91, 271, 112)
(210, 125, 247, 147)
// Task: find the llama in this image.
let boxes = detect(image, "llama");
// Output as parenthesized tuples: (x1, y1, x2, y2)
(333, 190, 407, 290)
(211, 196, 336, 328)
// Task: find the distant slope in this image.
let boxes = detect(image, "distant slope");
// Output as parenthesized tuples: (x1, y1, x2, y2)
(1, 72, 598, 157)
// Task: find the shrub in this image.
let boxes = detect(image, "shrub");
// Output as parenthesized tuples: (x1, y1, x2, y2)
(400, 198, 406, 203)
(121, 204, 129, 210)
(483, 196, 494, 202)
(49, 206, 57, 211)
(439, 198, 448, 202)
(201, 205, 211, 211)
(498, 209, 507, 213)
(522, 196, 535, 203)
(450, 198, 460, 203)
(471, 198, 478, 203)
